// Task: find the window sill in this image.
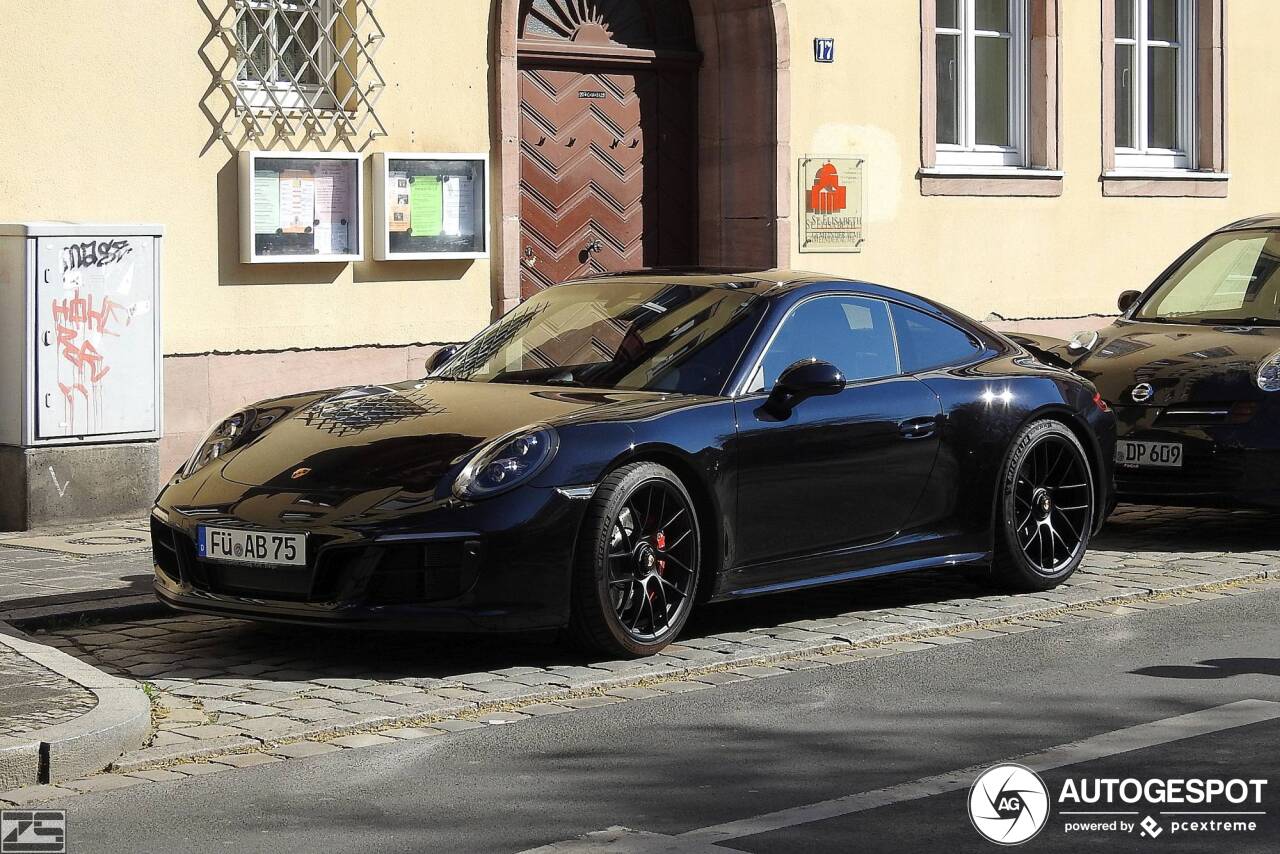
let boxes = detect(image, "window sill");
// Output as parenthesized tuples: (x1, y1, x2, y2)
(919, 167, 1064, 197)
(1102, 170, 1230, 198)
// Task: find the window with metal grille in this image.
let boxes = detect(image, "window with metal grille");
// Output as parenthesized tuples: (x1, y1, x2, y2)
(223, 0, 387, 145)
(236, 0, 333, 108)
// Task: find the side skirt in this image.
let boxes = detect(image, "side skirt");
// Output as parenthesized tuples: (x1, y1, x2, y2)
(715, 551, 991, 601)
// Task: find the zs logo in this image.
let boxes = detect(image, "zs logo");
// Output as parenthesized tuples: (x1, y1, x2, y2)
(1, 811, 65, 854)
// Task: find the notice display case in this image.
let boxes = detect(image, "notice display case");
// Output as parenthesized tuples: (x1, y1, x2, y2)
(373, 153, 489, 261)
(238, 151, 364, 263)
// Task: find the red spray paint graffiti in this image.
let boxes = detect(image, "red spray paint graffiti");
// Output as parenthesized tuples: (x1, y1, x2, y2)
(51, 290, 131, 431)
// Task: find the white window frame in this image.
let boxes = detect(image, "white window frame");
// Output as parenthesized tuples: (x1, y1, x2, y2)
(1114, 0, 1197, 170)
(935, 0, 1029, 168)
(236, 0, 337, 111)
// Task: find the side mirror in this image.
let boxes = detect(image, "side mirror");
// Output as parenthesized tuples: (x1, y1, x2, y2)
(426, 344, 461, 375)
(1117, 290, 1142, 313)
(762, 359, 846, 419)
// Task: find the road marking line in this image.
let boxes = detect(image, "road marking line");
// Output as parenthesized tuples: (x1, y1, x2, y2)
(680, 699, 1280, 844)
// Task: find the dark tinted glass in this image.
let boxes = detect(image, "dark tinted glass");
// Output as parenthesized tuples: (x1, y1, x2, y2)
(436, 281, 761, 394)
(890, 304, 983, 372)
(755, 296, 900, 391)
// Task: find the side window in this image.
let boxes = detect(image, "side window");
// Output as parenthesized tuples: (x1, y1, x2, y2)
(751, 297, 900, 392)
(889, 304, 983, 373)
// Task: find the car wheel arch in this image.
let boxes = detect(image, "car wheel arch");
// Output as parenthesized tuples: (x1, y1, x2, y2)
(586, 445, 726, 604)
(989, 406, 1107, 553)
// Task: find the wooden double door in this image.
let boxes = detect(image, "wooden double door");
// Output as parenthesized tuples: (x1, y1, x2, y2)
(518, 62, 697, 297)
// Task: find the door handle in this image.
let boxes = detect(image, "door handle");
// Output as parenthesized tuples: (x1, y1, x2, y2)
(898, 417, 938, 439)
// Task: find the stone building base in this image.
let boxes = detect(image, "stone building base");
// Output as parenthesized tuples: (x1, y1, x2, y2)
(0, 443, 160, 532)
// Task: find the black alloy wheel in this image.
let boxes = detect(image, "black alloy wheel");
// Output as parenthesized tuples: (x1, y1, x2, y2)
(993, 420, 1095, 590)
(571, 462, 701, 657)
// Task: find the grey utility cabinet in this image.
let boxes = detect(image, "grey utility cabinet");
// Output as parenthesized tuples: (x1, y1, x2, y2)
(0, 222, 163, 530)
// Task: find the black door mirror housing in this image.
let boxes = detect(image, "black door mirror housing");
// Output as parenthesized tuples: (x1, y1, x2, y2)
(761, 359, 846, 419)
(426, 344, 461, 375)
(1117, 290, 1142, 313)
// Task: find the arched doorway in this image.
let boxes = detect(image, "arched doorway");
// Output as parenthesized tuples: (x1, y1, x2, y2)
(495, 0, 789, 314)
(514, 0, 700, 298)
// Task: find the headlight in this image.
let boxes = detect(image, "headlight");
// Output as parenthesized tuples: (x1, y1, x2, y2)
(1068, 330, 1100, 353)
(453, 424, 559, 501)
(180, 410, 252, 478)
(1258, 350, 1280, 392)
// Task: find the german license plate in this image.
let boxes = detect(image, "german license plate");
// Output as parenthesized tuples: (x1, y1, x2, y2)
(197, 526, 306, 566)
(1115, 440, 1183, 468)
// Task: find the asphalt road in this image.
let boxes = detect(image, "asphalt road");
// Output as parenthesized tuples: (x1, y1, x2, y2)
(53, 588, 1280, 854)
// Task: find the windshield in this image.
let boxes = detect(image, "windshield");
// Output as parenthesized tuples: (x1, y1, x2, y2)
(1136, 229, 1280, 325)
(434, 281, 763, 394)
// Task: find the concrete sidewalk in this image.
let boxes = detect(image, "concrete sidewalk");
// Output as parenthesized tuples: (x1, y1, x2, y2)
(0, 520, 156, 788)
(0, 627, 150, 789)
(0, 519, 155, 624)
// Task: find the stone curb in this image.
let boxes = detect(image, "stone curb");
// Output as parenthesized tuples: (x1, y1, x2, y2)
(4, 594, 167, 630)
(0, 627, 150, 788)
(99, 567, 1275, 774)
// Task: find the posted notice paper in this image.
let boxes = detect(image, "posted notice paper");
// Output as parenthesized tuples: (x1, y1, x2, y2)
(253, 171, 281, 234)
(442, 175, 476, 237)
(410, 176, 444, 237)
(279, 170, 316, 234)
(389, 171, 411, 233)
(313, 162, 352, 254)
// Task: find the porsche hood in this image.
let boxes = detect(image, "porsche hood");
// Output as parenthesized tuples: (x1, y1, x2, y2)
(212, 380, 667, 494)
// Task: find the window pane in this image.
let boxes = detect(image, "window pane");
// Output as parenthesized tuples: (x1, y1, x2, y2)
(1148, 45, 1179, 149)
(936, 0, 959, 30)
(1115, 0, 1135, 40)
(976, 0, 1009, 32)
(1139, 231, 1280, 323)
(974, 35, 1010, 146)
(757, 298, 899, 390)
(889, 305, 982, 373)
(1148, 0, 1179, 42)
(236, 13, 272, 81)
(278, 10, 320, 85)
(1115, 44, 1135, 148)
(936, 34, 960, 145)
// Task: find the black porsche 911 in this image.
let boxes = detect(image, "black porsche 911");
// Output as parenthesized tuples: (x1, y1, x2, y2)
(152, 270, 1115, 656)
(1013, 216, 1280, 511)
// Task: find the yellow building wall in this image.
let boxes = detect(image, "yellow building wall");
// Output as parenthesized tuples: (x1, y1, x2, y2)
(2, 0, 1276, 360)
(785, 0, 1273, 323)
(0, 0, 495, 356)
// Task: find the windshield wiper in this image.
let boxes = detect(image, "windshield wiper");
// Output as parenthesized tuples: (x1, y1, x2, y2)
(1193, 317, 1280, 327)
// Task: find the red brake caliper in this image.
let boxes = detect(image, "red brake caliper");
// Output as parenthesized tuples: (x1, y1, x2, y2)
(648, 532, 668, 603)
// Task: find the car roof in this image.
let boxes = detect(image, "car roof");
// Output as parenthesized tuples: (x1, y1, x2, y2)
(1220, 214, 1280, 232)
(566, 267, 983, 326)
(570, 267, 925, 301)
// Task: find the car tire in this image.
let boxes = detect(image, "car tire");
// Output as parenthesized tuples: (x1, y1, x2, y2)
(570, 462, 702, 657)
(991, 419, 1095, 591)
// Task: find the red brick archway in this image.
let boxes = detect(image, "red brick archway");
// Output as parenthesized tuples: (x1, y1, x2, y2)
(494, 0, 790, 316)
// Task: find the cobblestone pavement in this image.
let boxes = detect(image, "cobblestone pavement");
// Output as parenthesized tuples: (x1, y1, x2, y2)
(4, 575, 1276, 805)
(0, 645, 96, 739)
(13, 504, 1275, 781)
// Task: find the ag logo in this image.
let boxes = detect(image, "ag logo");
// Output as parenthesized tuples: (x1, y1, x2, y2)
(968, 764, 1050, 845)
